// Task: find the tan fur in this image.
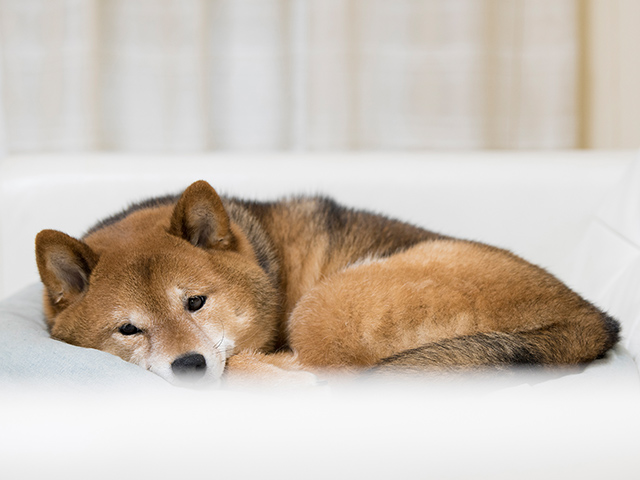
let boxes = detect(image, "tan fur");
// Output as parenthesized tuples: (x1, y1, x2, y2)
(35, 180, 619, 386)
(261, 200, 332, 317)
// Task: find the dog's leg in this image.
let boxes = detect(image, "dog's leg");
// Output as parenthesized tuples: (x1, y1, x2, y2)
(223, 351, 319, 388)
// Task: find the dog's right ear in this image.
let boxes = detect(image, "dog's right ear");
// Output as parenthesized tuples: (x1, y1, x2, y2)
(35, 230, 98, 311)
(168, 180, 237, 251)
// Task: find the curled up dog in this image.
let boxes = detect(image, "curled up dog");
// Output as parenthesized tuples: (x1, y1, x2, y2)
(35, 181, 620, 387)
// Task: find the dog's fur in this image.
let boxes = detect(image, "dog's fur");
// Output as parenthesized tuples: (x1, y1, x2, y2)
(35, 181, 620, 386)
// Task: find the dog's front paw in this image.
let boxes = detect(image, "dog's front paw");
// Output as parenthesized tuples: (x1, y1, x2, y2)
(267, 368, 320, 388)
(222, 351, 324, 389)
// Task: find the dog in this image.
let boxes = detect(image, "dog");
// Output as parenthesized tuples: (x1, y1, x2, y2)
(35, 180, 620, 386)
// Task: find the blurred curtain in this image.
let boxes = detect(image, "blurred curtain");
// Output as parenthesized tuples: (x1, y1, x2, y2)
(0, 0, 620, 152)
(582, 0, 640, 149)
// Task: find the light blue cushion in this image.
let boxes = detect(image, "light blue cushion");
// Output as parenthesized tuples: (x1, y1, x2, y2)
(0, 283, 169, 390)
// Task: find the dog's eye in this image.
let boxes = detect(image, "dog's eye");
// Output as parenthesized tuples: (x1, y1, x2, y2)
(118, 323, 141, 335)
(187, 296, 206, 312)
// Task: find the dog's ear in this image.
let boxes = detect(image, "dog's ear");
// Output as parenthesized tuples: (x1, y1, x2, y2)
(169, 180, 236, 251)
(35, 230, 99, 310)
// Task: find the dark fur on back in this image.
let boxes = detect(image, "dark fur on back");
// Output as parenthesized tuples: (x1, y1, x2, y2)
(241, 195, 446, 264)
(86, 189, 444, 263)
(314, 196, 447, 258)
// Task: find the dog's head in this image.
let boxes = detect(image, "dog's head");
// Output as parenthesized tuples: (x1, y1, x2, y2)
(35, 181, 279, 386)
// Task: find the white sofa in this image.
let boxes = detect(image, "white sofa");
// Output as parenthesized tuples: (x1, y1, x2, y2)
(1, 152, 639, 480)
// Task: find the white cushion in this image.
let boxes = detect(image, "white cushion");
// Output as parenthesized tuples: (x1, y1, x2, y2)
(1, 152, 638, 480)
(564, 154, 640, 367)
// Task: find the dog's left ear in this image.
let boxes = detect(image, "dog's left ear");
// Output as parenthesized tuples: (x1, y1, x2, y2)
(35, 229, 99, 313)
(169, 180, 236, 250)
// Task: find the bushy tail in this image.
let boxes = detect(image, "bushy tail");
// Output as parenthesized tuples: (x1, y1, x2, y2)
(372, 313, 620, 375)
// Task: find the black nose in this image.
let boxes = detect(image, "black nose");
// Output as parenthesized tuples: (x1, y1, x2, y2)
(171, 353, 207, 379)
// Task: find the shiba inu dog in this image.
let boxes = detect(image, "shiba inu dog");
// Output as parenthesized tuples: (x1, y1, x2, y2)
(35, 180, 620, 386)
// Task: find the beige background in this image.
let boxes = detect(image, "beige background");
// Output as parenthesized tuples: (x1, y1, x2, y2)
(583, 0, 640, 148)
(0, 0, 638, 152)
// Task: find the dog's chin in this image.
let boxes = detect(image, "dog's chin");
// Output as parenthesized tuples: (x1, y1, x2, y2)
(148, 362, 225, 389)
